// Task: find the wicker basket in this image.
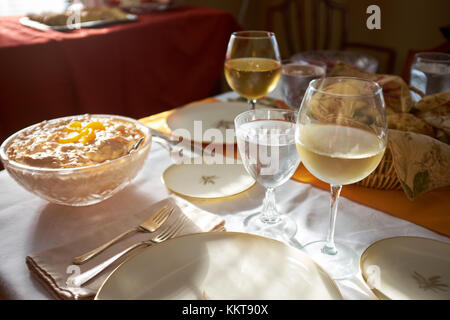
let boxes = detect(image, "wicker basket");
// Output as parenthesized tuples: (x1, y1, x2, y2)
(356, 146, 402, 190)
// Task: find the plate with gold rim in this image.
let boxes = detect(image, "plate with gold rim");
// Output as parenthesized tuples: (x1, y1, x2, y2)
(360, 237, 450, 300)
(95, 232, 343, 300)
(162, 163, 255, 199)
(166, 101, 266, 144)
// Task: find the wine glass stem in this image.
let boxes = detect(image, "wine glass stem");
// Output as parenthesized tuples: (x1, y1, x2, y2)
(260, 187, 280, 224)
(248, 99, 257, 110)
(322, 184, 342, 256)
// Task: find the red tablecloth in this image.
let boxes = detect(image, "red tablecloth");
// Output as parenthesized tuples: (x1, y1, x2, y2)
(0, 6, 240, 144)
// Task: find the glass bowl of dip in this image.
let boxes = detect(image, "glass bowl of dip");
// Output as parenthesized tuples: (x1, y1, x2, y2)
(0, 114, 151, 206)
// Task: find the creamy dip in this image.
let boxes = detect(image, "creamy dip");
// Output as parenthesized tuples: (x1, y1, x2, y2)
(6, 115, 145, 169)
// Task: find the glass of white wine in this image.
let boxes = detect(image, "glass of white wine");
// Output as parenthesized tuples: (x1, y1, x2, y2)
(295, 77, 387, 279)
(224, 31, 282, 110)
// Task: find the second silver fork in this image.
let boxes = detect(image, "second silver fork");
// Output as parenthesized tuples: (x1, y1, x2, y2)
(73, 205, 174, 265)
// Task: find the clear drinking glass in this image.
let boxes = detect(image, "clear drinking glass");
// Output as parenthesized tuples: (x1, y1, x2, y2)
(409, 52, 450, 95)
(280, 59, 326, 110)
(291, 50, 379, 75)
(295, 77, 387, 279)
(235, 109, 300, 240)
(224, 31, 282, 110)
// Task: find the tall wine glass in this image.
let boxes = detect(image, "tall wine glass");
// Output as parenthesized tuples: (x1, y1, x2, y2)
(295, 77, 387, 279)
(224, 31, 282, 110)
(235, 109, 300, 240)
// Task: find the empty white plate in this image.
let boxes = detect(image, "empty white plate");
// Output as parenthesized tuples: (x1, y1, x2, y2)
(96, 232, 342, 300)
(162, 163, 255, 199)
(166, 101, 264, 144)
(361, 237, 450, 300)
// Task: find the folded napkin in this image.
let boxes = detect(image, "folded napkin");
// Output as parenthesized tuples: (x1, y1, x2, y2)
(26, 197, 225, 300)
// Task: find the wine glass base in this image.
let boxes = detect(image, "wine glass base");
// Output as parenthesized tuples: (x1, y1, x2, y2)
(246, 214, 297, 242)
(302, 240, 359, 280)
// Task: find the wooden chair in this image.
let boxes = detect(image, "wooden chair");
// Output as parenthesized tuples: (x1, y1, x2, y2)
(264, 0, 396, 73)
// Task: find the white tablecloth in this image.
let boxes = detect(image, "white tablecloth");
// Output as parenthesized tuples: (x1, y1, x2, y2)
(0, 92, 448, 300)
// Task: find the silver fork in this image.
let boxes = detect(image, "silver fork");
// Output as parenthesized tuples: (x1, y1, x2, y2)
(67, 215, 187, 288)
(73, 205, 174, 265)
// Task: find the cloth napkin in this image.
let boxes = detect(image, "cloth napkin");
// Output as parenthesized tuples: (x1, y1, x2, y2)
(26, 197, 225, 300)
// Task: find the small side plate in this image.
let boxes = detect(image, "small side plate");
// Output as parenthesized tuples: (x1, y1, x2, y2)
(162, 163, 255, 199)
(166, 101, 268, 145)
(361, 236, 450, 300)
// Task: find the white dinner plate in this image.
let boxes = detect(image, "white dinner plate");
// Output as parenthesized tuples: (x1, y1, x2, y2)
(166, 101, 264, 144)
(361, 237, 450, 300)
(162, 163, 255, 199)
(96, 232, 342, 300)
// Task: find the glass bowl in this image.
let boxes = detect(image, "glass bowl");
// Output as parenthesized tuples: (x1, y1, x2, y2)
(291, 50, 379, 74)
(0, 114, 151, 206)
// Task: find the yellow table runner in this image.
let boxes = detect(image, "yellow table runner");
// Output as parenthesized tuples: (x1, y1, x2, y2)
(139, 98, 450, 237)
(292, 165, 450, 237)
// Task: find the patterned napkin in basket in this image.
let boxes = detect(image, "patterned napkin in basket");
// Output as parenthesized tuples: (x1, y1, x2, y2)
(388, 129, 450, 199)
(26, 196, 225, 300)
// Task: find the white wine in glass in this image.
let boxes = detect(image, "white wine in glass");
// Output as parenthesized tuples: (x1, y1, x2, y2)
(224, 31, 281, 110)
(296, 124, 385, 186)
(296, 77, 387, 279)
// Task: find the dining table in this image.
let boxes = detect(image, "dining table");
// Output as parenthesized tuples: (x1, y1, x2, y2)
(0, 5, 241, 146)
(0, 86, 449, 300)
